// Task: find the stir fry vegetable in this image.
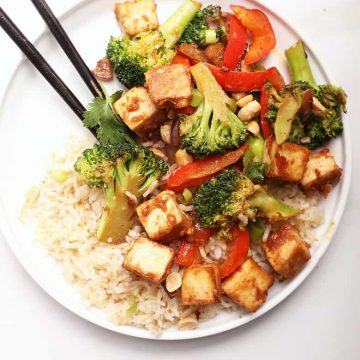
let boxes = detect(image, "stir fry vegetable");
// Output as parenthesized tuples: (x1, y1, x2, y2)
(75, 142, 168, 243)
(218, 226, 250, 279)
(231, 5, 276, 64)
(208, 64, 284, 92)
(166, 145, 248, 192)
(180, 63, 248, 157)
(223, 15, 246, 70)
(178, 5, 225, 48)
(266, 41, 347, 148)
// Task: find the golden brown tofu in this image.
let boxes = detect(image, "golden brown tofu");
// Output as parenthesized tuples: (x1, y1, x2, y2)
(136, 190, 189, 242)
(114, 0, 159, 36)
(301, 148, 342, 197)
(181, 264, 221, 305)
(222, 258, 274, 312)
(113, 87, 166, 137)
(262, 224, 311, 279)
(263, 136, 310, 182)
(145, 64, 193, 108)
(123, 237, 174, 284)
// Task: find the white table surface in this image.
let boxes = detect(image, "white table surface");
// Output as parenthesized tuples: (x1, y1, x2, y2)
(0, 0, 359, 359)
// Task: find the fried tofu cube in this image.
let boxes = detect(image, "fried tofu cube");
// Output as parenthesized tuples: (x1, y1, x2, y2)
(262, 224, 311, 279)
(181, 264, 221, 305)
(113, 87, 166, 137)
(301, 148, 342, 197)
(114, 0, 159, 36)
(222, 258, 274, 312)
(145, 64, 193, 108)
(263, 136, 310, 182)
(123, 237, 174, 284)
(136, 190, 188, 242)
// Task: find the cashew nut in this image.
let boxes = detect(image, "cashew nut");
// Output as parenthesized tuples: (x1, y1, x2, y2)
(165, 272, 182, 293)
(237, 94, 254, 108)
(238, 100, 261, 122)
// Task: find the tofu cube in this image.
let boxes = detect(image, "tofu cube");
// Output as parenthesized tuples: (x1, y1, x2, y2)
(114, 0, 159, 36)
(301, 148, 342, 197)
(113, 87, 166, 137)
(136, 190, 188, 242)
(181, 264, 221, 305)
(145, 64, 193, 108)
(222, 258, 274, 312)
(123, 237, 174, 284)
(262, 224, 311, 279)
(263, 136, 310, 182)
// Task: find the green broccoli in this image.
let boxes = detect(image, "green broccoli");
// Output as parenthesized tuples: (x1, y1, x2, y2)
(247, 186, 300, 222)
(107, 0, 201, 88)
(178, 5, 225, 48)
(266, 40, 347, 149)
(267, 81, 347, 149)
(243, 136, 268, 184)
(180, 63, 248, 158)
(194, 169, 300, 232)
(75, 142, 168, 243)
(194, 169, 255, 232)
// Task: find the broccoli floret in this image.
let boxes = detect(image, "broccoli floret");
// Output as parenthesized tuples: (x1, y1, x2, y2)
(178, 5, 224, 48)
(107, 0, 201, 88)
(75, 142, 168, 243)
(274, 41, 347, 149)
(194, 169, 255, 231)
(74, 144, 116, 188)
(194, 169, 300, 233)
(107, 32, 174, 88)
(318, 85, 347, 138)
(180, 63, 248, 158)
(266, 81, 347, 149)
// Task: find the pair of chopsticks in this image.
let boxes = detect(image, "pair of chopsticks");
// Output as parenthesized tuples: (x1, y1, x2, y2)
(0, 0, 105, 138)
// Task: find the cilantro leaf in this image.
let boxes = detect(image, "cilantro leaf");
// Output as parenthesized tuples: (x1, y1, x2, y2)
(83, 90, 132, 144)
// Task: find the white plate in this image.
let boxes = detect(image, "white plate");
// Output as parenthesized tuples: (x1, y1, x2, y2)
(0, 0, 351, 340)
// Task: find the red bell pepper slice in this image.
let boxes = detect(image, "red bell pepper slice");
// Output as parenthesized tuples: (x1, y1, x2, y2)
(260, 85, 272, 138)
(172, 53, 191, 67)
(266, 67, 285, 92)
(208, 64, 285, 92)
(186, 223, 214, 246)
(208, 64, 268, 92)
(176, 240, 203, 267)
(166, 144, 249, 193)
(175, 106, 195, 115)
(218, 226, 250, 279)
(231, 5, 276, 65)
(223, 15, 247, 70)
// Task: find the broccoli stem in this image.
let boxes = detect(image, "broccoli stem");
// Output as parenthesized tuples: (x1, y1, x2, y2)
(159, 0, 202, 48)
(190, 63, 228, 123)
(191, 89, 204, 107)
(285, 40, 318, 89)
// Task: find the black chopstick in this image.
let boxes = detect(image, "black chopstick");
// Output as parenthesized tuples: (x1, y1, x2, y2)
(0, 7, 97, 138)
(30, 0, 105, 100)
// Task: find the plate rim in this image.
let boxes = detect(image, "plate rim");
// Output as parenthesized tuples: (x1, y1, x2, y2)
(0, 0, 352, 341)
